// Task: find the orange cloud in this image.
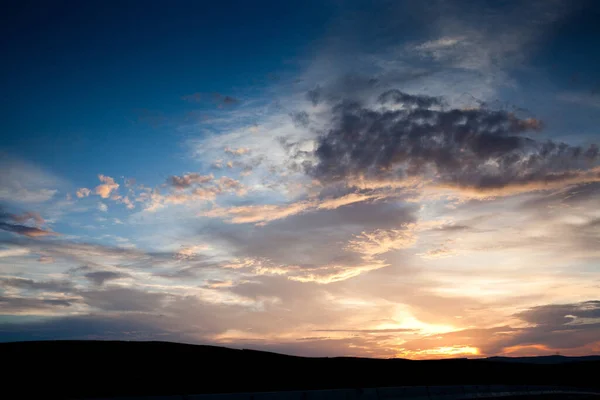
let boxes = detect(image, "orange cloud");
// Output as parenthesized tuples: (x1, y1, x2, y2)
(120, 196, 135, 209)
(76, 188, 91, 198)
(346, 227, 417, 258)
(94, 175, 119, 198)
(144, 176, 246, 211)
(202, 191, 390, 225)
(221, 257, 387, 284)
(224, 147, 250, 156)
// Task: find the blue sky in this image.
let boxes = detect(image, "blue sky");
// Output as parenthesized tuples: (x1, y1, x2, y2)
(2, 1, 333, 182)
(1, 0, 600, 358)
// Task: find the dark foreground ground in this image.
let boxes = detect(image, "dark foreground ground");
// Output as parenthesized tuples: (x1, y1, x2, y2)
(3, 341, 599, 399)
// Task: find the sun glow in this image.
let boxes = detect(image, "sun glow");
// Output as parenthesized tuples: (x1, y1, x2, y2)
(398, 345, 480, 359)
(376, 308, 458, 335)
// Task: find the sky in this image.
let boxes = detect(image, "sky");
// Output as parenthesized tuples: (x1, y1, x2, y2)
(1, 0, 600, 359)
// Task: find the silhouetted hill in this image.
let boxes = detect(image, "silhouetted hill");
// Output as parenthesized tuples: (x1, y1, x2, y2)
(3, 340, 599, 399)
(485, 355, 600, 364)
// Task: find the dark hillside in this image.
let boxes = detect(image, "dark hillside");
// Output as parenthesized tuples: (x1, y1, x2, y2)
(3, 340, 599, 399)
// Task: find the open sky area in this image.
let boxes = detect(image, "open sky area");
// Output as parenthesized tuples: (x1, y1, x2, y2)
(1, 0, 600, 359)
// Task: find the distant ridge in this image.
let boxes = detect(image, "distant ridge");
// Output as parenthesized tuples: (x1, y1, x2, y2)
(485, 355, 600, 364)
(2, 340, 599, 399)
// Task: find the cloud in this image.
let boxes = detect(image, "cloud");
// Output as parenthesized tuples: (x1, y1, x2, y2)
(224, 147, 250, 156)
(119, 196, 135, 209)
(98, 202, 108, 212)
(203, 191, 393, 225)
(415, 36, 465, 52)
(216, 94, 240, 106)
(417, 245, 457, 260)
(81, 287, 170, 312)
(2, 239, 159, 271)
(95, 174, 119, 198)
(558, 92, 600, 109)
(346, 227, 417, 258)
(396, 300, 600, 357)
(174, 244, 210, 261)
(0, 296, 75, 314)
(1, 277, 73, 292)
(305, 90, 597, 197)
(9, 211, 44, 225)
(0, 209, 57, 238)
(203, 199, 418, 284)
(222, 256, 386, 285)
(144, 175, 246, 211)
(0, 156, 61, 204)
(205, 279, 235, 289)
(0, 246, 30, 258)
(216, 176, 246, 195)
(84, 271, 129, 286)
(378, 89, 445, 109)
(167, 173, 213, 190)
(290, 111, 310, 128)
(307, 85, 322, 106)
(515, 301, 600, 327)
(437, 167, 600, 198)
(76, 188, 91, 198)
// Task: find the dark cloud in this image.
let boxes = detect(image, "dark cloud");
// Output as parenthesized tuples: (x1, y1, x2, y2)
(0, 313, 191, 343)
(289, 111, 310, 128)
(515, 301, 600, 326)
(378, 89, 444, 109)
(154, 267, 199, 279)
(166, 173, 213, 190)
(0, 209, 56, 238)
(307, 85, 322, 106)
(0, 293, 257, 343)
(0, 222, 57, 238)
(84, 271, 129, 286)
(305, 90, 598, 194)
(1, 277, 73, 293)
(81, 288, 169, 312)
(8, 211, 44, 225)
(66, 265, 92, 274)
(304, 71, 438, 109)
(0, 296, 75, 313)
(434, 224, 472, 232)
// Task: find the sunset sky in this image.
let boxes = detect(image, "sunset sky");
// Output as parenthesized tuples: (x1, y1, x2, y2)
(1, 0, 600, 359)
